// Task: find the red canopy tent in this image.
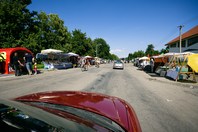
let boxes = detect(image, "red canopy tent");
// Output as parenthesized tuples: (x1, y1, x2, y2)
(0, 47, 32, 74)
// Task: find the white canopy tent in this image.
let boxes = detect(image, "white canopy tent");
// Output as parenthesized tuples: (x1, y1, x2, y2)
(84, 55, 93, 59)
(37, 49, 74, 70)
(41, 49, 63, 54)
(139, 56, 149, 60)
(67, 52, 79, 57)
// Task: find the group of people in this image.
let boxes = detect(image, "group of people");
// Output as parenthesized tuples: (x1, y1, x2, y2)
(79, 57, 100, 70)
(12, 52, 37, 76)
(80, 58, 90, 69)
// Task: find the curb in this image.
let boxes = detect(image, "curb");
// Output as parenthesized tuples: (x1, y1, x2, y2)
(147, 73, 198, 89)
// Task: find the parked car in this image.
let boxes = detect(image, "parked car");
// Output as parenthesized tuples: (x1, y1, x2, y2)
(0, 91, 141, 132)
(113, 60, 124, 69)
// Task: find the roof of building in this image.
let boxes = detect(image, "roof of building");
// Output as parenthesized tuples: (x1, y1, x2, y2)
(166, 25, 198, 45)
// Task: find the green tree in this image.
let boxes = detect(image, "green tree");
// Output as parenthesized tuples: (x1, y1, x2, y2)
(93, 38, 111, 59)
(133, 50, 145, 58)
(0, 0, 37, 48)
(110, 54, 119, 60)
(145, 44, 154, 56)
(37, 12, 70, 50)
(0, 0, 113, 57)
(70, 29, 93, 56)
(85, 37, 95, 56)
(127, 53, 133, 60)
(23, 12, 71, 54)
(153, 50, 160, 55)
(160, 46, 169, 54)
(145, 44, 161, 56)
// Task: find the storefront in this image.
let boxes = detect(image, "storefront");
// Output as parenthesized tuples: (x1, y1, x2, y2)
(0, 47, 32, 74)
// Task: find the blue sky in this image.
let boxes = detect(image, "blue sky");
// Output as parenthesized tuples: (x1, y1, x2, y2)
(28, 0, 198, 58)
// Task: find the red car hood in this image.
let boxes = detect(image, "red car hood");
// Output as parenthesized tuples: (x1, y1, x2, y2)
(14, 91, 141, 132)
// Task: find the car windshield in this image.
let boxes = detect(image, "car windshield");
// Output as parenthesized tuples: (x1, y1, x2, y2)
(0, 103, 64, 131)
(28, 102, 124, 132)
(26, 101, 125, 132)
(0, 102, 125, 132)
(115, 60, 122, 63)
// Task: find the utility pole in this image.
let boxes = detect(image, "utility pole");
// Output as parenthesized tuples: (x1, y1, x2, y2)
(178, 25, 184, 53)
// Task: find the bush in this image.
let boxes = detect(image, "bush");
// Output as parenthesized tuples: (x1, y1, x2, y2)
(32, 63, 44, 69)
(37, 63, 44, 69)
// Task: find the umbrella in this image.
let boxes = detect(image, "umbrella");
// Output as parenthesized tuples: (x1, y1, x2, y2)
(188, 54, 198, 73)
(41, 49, 63, 54)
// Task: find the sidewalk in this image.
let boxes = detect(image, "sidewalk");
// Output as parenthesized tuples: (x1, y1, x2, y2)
(147, 72, 198, 89)
(0, 69, 44, 78)
(0, 67, 77, 78)
(0, 73, 14, 77)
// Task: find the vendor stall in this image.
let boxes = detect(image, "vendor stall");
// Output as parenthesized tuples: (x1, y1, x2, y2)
(36, 49, 78, 70)
(154, 52, 194, 77)
(154, 53, 173, 76)
(67, 52, 79, 67)
(138, 56, 150, 69)
(166, 52, 196, 82)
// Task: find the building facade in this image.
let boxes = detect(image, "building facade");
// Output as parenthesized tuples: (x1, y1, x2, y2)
(166, 25, 198, 53)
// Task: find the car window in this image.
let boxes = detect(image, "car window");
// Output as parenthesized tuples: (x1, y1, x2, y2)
(0, 101, 125, 132)
(27, 101, 126, 132)
(0, 104, 64, 131)
(115, 60, 122, 63)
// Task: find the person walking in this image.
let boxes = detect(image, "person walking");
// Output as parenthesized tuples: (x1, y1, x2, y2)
(80, 58, 88, 71)
(95, 57, 100, 68)
(12, 52, 23, 76)
(24, 52, 34, 75)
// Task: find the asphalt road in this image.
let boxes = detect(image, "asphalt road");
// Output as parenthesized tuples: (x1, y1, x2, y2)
(0, 63, 198, 132)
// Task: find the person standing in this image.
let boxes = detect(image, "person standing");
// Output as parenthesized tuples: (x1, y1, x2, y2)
(150, 58, 154, 73)
(12, 52, 23, 76)
(33, 62, 38, 75)
(24, 52, 34, 75)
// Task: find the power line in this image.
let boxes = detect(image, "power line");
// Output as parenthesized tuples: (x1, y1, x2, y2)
(155, 27, 178, 50)
(182, 15, 198, 25)
(158, 27, 178, 45)
(156, 16, 198, 48)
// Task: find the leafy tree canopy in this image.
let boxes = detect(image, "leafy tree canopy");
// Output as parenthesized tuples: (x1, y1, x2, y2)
(0, 0, 36, 48)
(93, 38, 111, 59)
(110, 54, 119, 60)
(0, 1, 114, 60)
(145, 44, 154, 56)
(70, 29, 90, 56)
